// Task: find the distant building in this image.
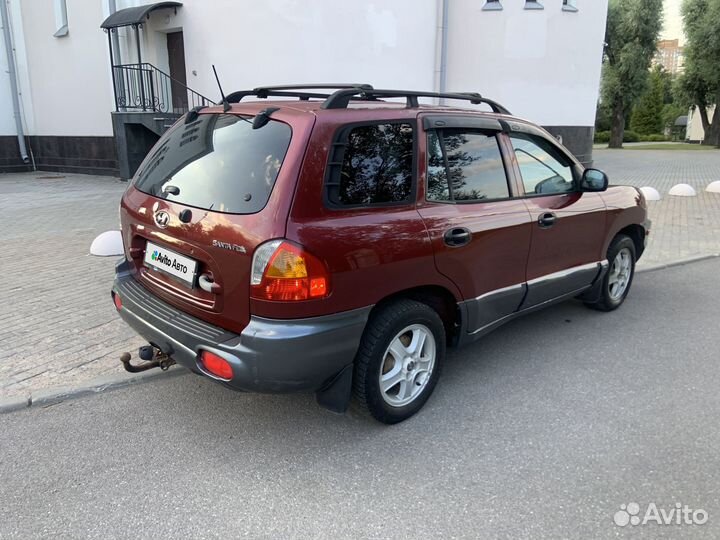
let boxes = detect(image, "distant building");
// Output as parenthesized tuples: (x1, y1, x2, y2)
(654, 39, 684, 74)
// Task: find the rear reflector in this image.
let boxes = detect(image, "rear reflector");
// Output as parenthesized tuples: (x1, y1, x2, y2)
(199, 350, 233, 380)
(113, 293, 122, 311)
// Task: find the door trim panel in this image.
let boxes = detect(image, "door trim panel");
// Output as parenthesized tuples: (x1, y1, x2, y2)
(460, 260, 608, 337)
(523, 261, 605, 309)
(460, 283, 527, 333)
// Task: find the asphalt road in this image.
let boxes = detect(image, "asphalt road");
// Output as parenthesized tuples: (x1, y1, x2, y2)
(2, 260, 719, 539)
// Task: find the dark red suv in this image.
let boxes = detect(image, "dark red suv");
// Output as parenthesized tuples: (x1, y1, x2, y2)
(111, 84, 649, 423)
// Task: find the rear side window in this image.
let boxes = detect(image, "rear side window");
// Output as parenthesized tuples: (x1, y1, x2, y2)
(427, 130, 510, 202)
(133, 114, 291, 214)
(326, 123, 414, 206)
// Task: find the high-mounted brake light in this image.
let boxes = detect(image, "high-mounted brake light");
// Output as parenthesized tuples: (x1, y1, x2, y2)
(251, 240, 330, 301)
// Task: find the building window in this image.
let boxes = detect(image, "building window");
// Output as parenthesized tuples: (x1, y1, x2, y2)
(53, 0, 68, 37)
(482, 0, 503, 11)
(525, 1, 544, 10)
(563, 0, 579, 12)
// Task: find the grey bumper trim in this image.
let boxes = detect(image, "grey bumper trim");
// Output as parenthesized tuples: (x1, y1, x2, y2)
(113, 272, 371, 394)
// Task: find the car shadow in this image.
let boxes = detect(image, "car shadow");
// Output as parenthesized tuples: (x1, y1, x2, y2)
(147, 297, 602, 446)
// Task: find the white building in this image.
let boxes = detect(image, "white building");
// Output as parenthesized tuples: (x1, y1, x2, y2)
(1, 0, 608, 177)
(686, 105, 715, 143)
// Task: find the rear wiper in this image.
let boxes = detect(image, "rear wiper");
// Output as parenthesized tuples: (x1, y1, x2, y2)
(163, 184, 180, 196)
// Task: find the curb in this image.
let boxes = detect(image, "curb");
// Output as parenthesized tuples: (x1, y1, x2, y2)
(636, 253, 720, 274)
(0, 366, 187, 414)
(2, 254, 718, 415)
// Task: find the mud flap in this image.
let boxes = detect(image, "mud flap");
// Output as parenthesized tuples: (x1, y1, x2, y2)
(315, 364, 353, 414)
(578, 260, 609, 304)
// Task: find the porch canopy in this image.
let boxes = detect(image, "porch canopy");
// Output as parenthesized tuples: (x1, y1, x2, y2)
(101, 1, 182, 29)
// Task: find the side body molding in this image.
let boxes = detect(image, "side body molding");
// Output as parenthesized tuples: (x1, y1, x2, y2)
(458, 261, 608, 340)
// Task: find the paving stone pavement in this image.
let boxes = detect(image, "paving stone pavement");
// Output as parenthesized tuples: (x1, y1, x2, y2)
(1, 148, 719, 399)
(0, 173, 144, 400)
(593, 148, 720, 266)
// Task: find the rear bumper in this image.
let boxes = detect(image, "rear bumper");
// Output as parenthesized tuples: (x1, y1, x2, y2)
(112, 260, 371, 394)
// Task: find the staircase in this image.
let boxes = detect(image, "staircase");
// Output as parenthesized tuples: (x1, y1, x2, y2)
(110, 63, 215, 179)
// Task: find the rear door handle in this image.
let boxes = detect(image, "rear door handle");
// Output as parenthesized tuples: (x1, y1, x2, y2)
(538, 212, 557, 228)
(443, 227, 472, 247)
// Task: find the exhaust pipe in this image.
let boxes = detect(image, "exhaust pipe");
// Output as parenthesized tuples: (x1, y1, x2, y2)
(120, 345, 175, 373)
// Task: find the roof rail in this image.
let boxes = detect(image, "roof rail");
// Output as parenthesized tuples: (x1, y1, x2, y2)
(223, 84, 511, 115)
(322, 88, 511, 114)
(226, 84, 374, 103)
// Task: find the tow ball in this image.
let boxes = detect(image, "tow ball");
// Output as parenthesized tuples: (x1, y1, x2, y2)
(120, 345, 176, 373)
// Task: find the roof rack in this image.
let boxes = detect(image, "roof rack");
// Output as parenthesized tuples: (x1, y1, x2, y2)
(322, 88, 511, 114)
(226, 84, 374, 103)
(224, 84, 511, 115)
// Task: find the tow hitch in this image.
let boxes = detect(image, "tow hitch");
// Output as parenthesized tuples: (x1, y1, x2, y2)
(120, 345, 176, 373)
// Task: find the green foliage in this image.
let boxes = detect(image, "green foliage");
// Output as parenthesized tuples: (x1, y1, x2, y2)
(679, 0, 720, 144)
(601, 0, 665, 107)
(661, 103, 687, 131)
(639, 134, 668, 141)
(600, 0, 665, 146)
(595, 102, 612, 132)
(594, 130, 645, 143)
(630, 67, 666, 134)
(594, 131, 611, 143)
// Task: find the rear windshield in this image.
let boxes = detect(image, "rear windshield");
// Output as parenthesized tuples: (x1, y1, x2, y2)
(133, 113, 291, 214)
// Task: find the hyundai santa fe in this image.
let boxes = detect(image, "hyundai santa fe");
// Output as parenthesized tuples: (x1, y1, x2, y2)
(109, 84, 649, 424)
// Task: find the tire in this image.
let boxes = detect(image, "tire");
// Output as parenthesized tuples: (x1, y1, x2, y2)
(586, 234, 636, 312)
(352, 299, 446, 424)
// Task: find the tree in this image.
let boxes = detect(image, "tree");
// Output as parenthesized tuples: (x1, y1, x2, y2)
(601, 0, 664, 148)
(630, 66, 666, 134)
(680, 0, 720, 146)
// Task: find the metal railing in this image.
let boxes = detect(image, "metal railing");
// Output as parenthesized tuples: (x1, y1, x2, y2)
(112, 63, 214, 114)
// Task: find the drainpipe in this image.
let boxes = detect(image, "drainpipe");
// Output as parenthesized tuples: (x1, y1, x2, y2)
(434, 0, 449, 105)
(0, 0, 29, 163)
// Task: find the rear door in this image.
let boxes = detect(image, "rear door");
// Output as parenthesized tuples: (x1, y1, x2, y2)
(120, 109, 313, 334)
(416, 115, 533, 334)
(504, 127, 607, 307)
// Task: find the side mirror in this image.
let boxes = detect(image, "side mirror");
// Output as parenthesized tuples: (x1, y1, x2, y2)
(90, 230, 124, 257)
(580, 168, 608, 192)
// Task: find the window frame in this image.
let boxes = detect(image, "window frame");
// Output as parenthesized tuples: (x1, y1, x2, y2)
(505, 129, 582, 198)
(482, 0, 503, 11)
(323, 119, 418, 210)
(53, 0, 69, 37)
(424, 127, 515, 205)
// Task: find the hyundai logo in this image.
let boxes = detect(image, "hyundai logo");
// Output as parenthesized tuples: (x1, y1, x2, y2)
(154, 210, 170, 228)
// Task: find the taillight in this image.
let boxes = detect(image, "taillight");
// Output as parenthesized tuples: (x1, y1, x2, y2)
(199, 351, 233, 379)
(251, 240, 330, 301)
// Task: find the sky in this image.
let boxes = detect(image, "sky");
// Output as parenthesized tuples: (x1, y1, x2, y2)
(661, 0, 685, 44)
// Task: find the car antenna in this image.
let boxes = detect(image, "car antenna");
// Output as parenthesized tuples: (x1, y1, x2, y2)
(212, 64, 230, 112)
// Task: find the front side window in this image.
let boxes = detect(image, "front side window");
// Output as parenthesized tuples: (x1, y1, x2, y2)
(510, 133, 575, 195)
(134, 114, 291, 214)
(427, 129, 510, 202)
(329, 123, 414, 206)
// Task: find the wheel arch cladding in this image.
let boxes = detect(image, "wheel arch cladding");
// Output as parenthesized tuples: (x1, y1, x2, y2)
(370, 285, 461, 346)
